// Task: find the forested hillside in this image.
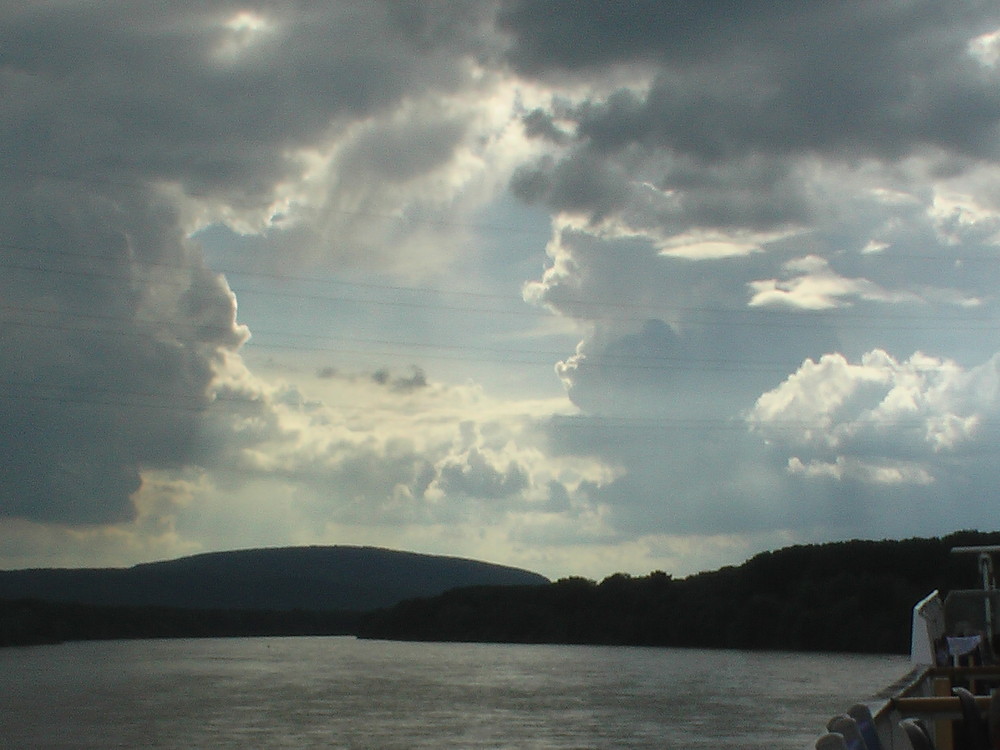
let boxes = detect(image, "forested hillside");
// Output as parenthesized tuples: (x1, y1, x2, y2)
(0, 546, 548, 611)
(0, 545, 547, 647)
(6, 532, 1000, 652)
(360, 530, 1000, 654)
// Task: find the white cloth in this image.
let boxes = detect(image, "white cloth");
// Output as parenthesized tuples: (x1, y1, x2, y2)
(947, 635, 982, 657)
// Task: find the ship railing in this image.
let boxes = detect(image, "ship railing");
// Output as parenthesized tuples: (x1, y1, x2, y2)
(869, 664, 1000, 749)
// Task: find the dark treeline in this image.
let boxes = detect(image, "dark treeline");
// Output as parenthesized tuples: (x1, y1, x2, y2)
(6, 531, 1000, 652)
(359, 530, 1000, 654)
(0, 598, 362, 647)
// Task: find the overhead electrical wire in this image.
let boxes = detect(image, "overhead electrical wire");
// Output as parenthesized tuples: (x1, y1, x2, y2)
(2, 217, 998, 423)
(2, 294, 986, 376)
(2, 237, 996, 423)
(4, 375, 997, 436)
(2, 242, 997, 330)
(0, 313, 789, 374)
(4, 381, 1000, 440)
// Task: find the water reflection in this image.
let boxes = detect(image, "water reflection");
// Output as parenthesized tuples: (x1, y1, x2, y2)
(0, 637, 906, 749)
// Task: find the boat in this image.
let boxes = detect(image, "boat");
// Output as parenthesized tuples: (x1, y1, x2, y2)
(812, 545, 1000, 749)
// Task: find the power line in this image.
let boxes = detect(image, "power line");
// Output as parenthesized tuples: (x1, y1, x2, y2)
(6, 169, 1000, 267)
(2, 245, 997, 330)
(2, 301, 982, 375)
(4, 379, 998, 437)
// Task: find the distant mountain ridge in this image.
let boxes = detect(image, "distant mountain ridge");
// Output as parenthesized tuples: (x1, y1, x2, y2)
(0, 546, 549, 612)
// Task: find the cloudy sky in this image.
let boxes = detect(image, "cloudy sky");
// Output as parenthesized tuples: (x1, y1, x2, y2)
(3, 1, 1000, 580)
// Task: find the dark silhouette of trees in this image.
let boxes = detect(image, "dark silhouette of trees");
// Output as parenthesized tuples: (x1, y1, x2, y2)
(360, 531, 1000, 654)
(0, 599, 361, 647)
(7, 531, 1000, 653)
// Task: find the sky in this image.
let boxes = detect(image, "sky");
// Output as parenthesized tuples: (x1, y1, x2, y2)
(3, 1, 1000, 581)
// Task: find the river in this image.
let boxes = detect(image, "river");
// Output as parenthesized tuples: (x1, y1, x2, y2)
(0, 636, 906, 749)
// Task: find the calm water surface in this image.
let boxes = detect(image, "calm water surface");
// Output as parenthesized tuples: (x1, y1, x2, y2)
(0, 637, 906, 749)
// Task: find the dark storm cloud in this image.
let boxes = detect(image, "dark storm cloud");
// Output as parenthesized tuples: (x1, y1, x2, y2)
(0, 1, 492, 525)
(437, 448, 529, 500)
(502, 1, 1000, 230)
(570, 55, 1000, 164)
(511, 152, 632, 220)
(0, 186, 246, 524)
(1, 2, 489, 199)
(520, 108, 571, 145)
(498, 0, 798, 74)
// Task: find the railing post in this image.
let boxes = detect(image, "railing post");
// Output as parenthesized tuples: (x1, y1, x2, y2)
(933, 676, 954, 750)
